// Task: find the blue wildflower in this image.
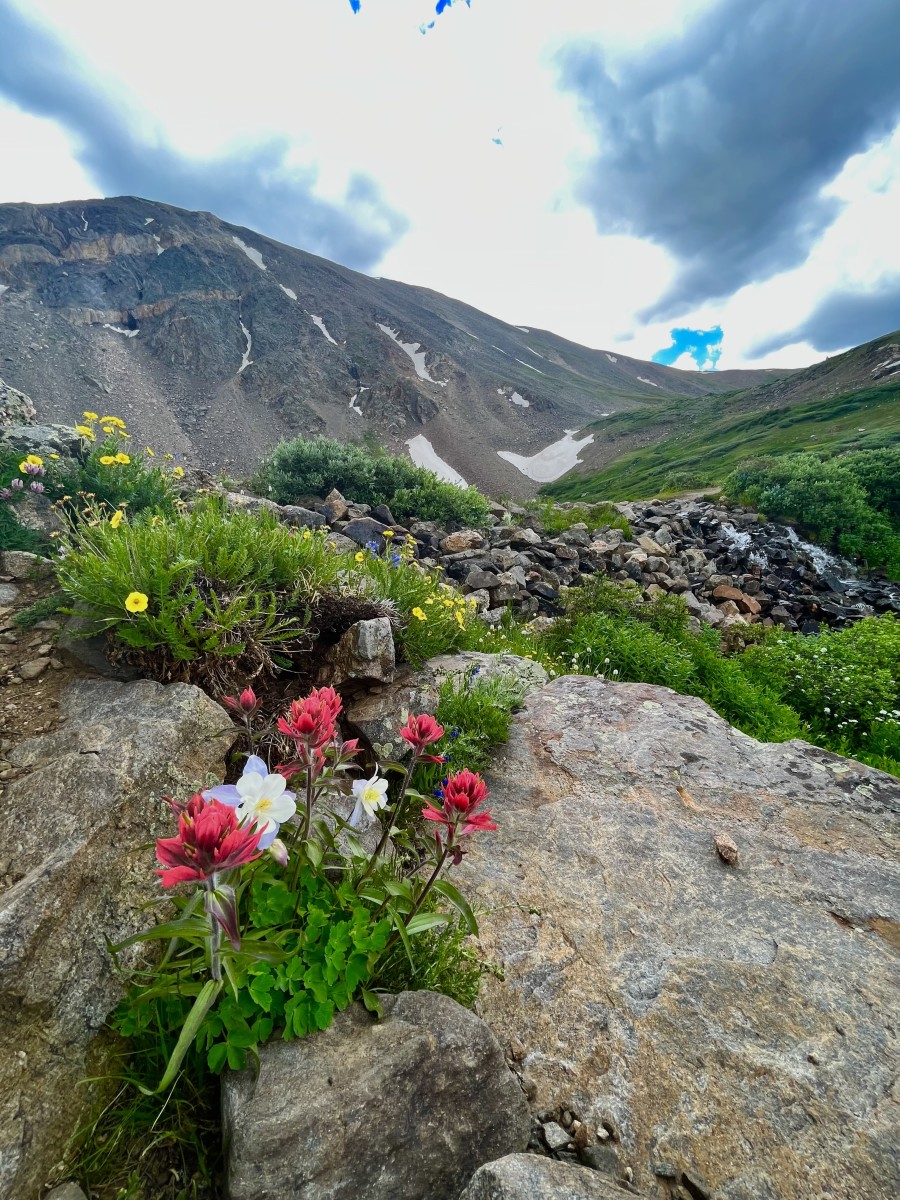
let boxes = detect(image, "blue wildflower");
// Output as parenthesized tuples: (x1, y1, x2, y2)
(365, 539, 380, 553)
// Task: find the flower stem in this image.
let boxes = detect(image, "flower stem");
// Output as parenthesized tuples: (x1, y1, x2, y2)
(356, 754, 417, 893)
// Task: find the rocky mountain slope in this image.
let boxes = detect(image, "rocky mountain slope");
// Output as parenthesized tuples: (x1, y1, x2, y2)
(0, 197, 783, 497)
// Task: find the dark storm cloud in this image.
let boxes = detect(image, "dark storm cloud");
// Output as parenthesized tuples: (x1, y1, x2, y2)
(557, 0, 900, 319)
(753, 277, 900, 354)
(0, 0, 407, 270)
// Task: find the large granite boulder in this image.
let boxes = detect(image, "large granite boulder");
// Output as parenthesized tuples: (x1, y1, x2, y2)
(222, 990, 531, 1200)
(0, 679, 232, 1200)
(457, 676, 900, 1200)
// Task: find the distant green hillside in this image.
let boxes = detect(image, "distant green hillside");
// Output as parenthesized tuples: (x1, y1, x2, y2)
(543, 330, 900, 502)
(544, 380, 900, 502)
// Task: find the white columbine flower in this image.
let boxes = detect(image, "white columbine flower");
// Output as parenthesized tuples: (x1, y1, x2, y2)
(235, 765, 296, 840)
(349, 771, 390, 828)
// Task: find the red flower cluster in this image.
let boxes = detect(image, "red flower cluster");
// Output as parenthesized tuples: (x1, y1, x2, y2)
(400, 713, 444, 756)
(423, 768, 496, 860)
(221, 686, 261, 716)
(156, 794, 264, 887)
(277, 686, 342, 748)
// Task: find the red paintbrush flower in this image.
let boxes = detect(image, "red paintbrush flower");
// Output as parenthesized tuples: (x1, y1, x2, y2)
(221, 686, 261, 716)
(277, 687, 342, 747)
(399, 712, 444, 752)
(422, 768, 496, 841)
(155, 794, 264, 887)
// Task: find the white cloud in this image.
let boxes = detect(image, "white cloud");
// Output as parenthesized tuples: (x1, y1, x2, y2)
(2, 0, 897, 368)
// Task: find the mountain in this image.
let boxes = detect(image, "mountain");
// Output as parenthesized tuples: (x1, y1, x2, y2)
(0, 196, 784, 496)
(544, 330, 900, 502)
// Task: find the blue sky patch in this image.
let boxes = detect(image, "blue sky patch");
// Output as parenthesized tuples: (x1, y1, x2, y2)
(653, 326, 723, 371)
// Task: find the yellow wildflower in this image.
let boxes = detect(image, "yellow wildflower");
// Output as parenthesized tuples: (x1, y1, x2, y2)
(99, 455, 117, 465)
(443, 599, 454, 608)
(302, 529, 312, 540)
(75, 425, 95, 440)
(172, 466, 185, 477)
(125, 591, 148, 613)
(109, 510, 124, 528)
(83, 411, 98, 421)
(49, 454, 59, 459)
(26, 454, 43, 467)
(145, 447, 154, 456)
(355, 552, 365, 563)
(384, 530, 394, 538)
(100, 416, 126, 428)
(411, 607, 427, 621)
(455, 611, 465, 628)
(164, 453, 174, 460)
(114, 453, 131, 465)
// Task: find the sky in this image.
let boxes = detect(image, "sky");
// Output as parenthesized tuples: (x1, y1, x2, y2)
(1, 0, 899, 371)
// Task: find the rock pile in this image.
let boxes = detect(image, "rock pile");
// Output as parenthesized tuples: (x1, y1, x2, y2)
(264, 489, 899, 635)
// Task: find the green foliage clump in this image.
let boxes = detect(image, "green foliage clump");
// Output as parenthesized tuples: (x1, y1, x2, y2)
(55, 498, 343, 686)
(50, 437, 178, 516)
(741, 616, 900, 772)
(255, 435, 492, 528)
(14, 591, 66, 629)
(837, 447, 900, 518)
(0, 502, 46, 553)
(528, 497, 632, 539)
(724, 453, 900, 577)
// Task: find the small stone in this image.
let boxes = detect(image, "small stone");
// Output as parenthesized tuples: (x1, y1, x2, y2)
(49, 658, 65, 670)
(37, 644, 52, 656)
(508, 1037, 526, 1062)
(542, 1121, 570, 1150)
(45, 1185, 89, 1200)
(572, 1121, 590, 1150)
(18, 659, 49, 681)
(808, 1052, 820, 1064)
(715, 833, 739, 865)
(562, 1110, 574, 1127)
(441, 530, 485, 554)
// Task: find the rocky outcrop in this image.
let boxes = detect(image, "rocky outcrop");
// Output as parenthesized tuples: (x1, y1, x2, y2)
(0, 679, 232, 1200)
(460, 1154, 634, 1200)
(0, 377, 36, 429)
(457, 676, 900, 1200)
(222, 990, 531, 1200)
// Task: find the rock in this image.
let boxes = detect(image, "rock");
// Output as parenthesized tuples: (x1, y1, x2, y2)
(1, 422, 80, 458)
(370, 503, 397, 526)
(278, 504, 326, 530)
(714, 832, 739, 864)
(0, 582, 19, 607)
(0, 679, 233, 1200)
(325, 531, 359, 555)
(319, 617, 396, 687)
(465, 566, 498, 591)
(222, 991, 531, 1200)
(441, 529, 486, 554)
(460, 1154, 631, 1200)
(457, 677, 900, 1200)
(321, 488, 349, 522)
(17, 658, 49, 680)
(542, 1121, 571, 1150)
(636, 534, 668, 556)
(0, 550, 53, 579)
(342, 516, 390, 550)
(44, 1185, 89, 1200)
(0, 378, 37, 429)
(57, 615, 142, 680)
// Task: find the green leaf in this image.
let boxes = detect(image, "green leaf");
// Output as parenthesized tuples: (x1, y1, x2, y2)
(431, 879, 479, 935)
(361, 988, 383, 1017)
(144, 978, 223, 1094)
(386, 902, 415, 972)
(207, 1041, 228, 1074)
(405, 912, 451, 936)
(109, 918, 211, 952)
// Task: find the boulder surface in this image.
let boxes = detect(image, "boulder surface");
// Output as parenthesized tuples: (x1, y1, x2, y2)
(460, 1153, 634, 1200)
(457, 676, 900, 1200)
(222, 990, 531, 1200)
(0, 679, 232, 1200)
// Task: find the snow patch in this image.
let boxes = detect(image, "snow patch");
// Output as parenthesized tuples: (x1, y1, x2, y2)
(80, 210, 88, 232)
(492, 346, 508, 355)
(349, 394, 364, 415)
(102, 323, 139, 338)
(378, 323, 447, 385)
(606, 353, 617, 363)
(311, 314, 338, 345)
(509, 391, 529, 407)
(525, 346, 545, 359)
(515, 326, 530, 332)
(238, 320, 253, 373)
(406, 435, 467, 485)
(144, 217, 154, 225)
(498, 429, 594, 483)
(153, 235, 164, 256)
(637, 376, 659, 387)
(0, 285, 8, 298)
(516, 358, 546, 375)
(279, 284, 298, 301)
(233, 236, 266, 271)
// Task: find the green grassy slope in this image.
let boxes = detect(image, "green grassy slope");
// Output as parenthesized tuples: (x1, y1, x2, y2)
(543, 331, 900, 502)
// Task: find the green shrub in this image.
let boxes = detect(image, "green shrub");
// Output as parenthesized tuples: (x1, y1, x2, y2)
(49, 435, 178, 516)
(838, 448, 900, 518)
(724, 453, 900, 576)
(255, 436, 492, 528)
(0, 502, 47, 553)
(527, 498, 632, 538)
(55, 497, 343, 688)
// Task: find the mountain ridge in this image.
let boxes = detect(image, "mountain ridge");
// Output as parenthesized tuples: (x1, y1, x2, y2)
(0, 195, 787, 495)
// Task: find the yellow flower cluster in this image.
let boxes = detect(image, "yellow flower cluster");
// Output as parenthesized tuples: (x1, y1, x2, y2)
(18, 454, 43, 472)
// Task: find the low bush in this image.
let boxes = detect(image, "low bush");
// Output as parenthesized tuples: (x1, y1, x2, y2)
(527, 497, 632, 539)
(724, 453, 900, 577)
(55, 497, 343, 690)
(255, 436, 492, 529)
